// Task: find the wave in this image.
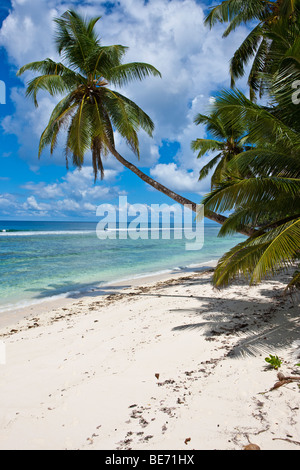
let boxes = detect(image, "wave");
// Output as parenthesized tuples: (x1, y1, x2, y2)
(0, 230, 96, 237)
(0, 227, 194, 237)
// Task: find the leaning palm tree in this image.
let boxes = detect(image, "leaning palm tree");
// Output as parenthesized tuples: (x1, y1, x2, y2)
(205, 0, 299, 99)
(191, 110, 251, 189)
(17, 10, 161, 182)
(18, 10, 252, 234)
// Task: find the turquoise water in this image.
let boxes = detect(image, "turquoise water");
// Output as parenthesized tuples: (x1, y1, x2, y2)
(0, 220, 245, 313)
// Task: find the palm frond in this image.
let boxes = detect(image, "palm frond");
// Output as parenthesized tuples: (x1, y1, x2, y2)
(227, 147, 300, 178)
(202, 176, 300, 214)
(54, 10, 101, 72)
(38, 92, 77, 156)
(198, 153, 223, 181)
(250, 218, 300, 284)
(212, 239, 269, 287)
(25, 75, 71, 107)
(213, 218, 300, 287)
(91, 135, 105, 181)
(108, 62, 161, 87)
(65, 95, 92, 165)
(194, 112, 228, 139)
(191, 138, 224, 158)
(17, 58, 68, 77)
(204, 0, 268, 29)
(88, 44, 128, 78)
(229, 24, 263, 87)
(212, 88, 300, 147)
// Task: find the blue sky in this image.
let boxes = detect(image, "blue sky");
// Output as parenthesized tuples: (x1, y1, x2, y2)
(0, 0, 249, 220)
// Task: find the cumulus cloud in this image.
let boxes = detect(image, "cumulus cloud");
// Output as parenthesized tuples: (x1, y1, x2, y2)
(0, 166, 126, 219)
(0, 0, 251, 218)
(150, 162, 209, 195)
(1, 0, 249, 154)
(24, 195, 51, 212)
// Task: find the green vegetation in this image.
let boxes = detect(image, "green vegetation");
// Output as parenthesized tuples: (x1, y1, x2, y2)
(17, 11, 161, 182)
(17, 10, 234, 231)
(18, 3, 300, 290)
(194, 0, 300, 289)
(265, 354, 283, 370)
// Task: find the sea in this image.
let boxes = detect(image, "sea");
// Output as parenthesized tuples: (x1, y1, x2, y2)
(0, 220, 245, 314)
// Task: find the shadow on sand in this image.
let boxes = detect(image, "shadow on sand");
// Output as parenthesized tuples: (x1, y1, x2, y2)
(24, 265, 215, 301)
(25, 267, 300, 360)
(127, 273, 300, 360)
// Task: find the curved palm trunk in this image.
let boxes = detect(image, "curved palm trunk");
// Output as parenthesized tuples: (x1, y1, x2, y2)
(109, 146, 256, 237)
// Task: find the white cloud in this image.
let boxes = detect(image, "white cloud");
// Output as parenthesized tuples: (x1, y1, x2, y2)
(22, 182, 65, 199)
(24, 195, 51, 212)
(0, 193, 18, 211)
(0, 0, 251, 216)
(11, 166, 127, 218)
(150, 162, 209, 195)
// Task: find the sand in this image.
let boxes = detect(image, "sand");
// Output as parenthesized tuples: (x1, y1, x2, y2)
(0, 267, 299, 450)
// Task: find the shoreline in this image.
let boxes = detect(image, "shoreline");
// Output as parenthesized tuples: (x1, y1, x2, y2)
(0, 260, 218, 329)
(0, 267, 299, 450)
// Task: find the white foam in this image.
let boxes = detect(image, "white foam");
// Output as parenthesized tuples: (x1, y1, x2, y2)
(0, 227, 194, 237)
(0, 230, 96, 237)
(0, 260, 217, 314)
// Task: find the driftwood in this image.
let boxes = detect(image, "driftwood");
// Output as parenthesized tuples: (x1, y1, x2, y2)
(270, 372, 300, 391)
(272, 437, 300, 447)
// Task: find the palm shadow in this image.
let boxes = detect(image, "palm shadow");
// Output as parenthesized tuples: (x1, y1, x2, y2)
(25, 280, 132, 300)
(24, 264, 215, 301)
(165, 277, 300, 359)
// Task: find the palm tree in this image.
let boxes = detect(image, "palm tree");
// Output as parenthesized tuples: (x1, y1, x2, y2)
(191, 110, 251, 189)
(18, 10, 161, 182)
(200, 89, 300, 289)
(18, 10, 254, 235)
(199, 2, 300, 289)
(204, 0, 299, 99)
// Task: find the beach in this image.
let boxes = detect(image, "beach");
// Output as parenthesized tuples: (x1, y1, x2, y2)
(0, 266, 299, 450)
(1, 0, 300, 454)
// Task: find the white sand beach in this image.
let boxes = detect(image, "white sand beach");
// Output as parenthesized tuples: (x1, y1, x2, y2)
(0, 267, 299, 451)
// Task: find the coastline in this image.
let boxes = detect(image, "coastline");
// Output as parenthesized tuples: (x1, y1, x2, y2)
(0, 267, 299, 450)
(0, 260, 218, 329)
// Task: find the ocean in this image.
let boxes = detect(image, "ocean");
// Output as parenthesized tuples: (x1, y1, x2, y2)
(0, 220, 245, 314)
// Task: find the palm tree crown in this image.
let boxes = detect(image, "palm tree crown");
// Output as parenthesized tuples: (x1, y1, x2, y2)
(199, 89, 300, 289)
(17, 10, 161, 181)
(19, 10, 250, 236)
(205, 0, 299, 99)
(191, 110, 251, 189)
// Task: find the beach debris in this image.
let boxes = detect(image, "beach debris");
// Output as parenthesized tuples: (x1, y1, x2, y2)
(272, 438, 300, 447)
(243, 443, 261, 450)
(157, 379, 175, 387)
(270, 372, 300, 391)
(139, 417, 149, 428)
(160, 406, 176, 417)
(162, 424, 167, 434)
(155, 373, 160, 380)
(184, 437, 191, 445)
